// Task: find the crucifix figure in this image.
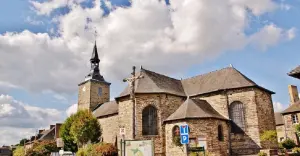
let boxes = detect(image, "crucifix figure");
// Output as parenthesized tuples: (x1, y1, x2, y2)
(123, 66, 144, 139)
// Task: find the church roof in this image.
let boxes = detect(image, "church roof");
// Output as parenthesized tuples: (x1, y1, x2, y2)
(118, 66, 274, 98)
(288, 65, 300, 79)
(118, 68, 186, 97)
(274, 112, 284, 126)
(165, 98, 227, 122)
(93, 100, 118, 118)
(281, 101, 300, 114)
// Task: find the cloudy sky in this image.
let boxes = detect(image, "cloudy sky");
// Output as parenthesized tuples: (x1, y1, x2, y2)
(0, 0, 300, 146)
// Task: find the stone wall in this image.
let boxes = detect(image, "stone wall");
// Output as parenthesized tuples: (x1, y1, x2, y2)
(78, 80, 110, 111)
(255, 88, 278, 149)
(194, 87, 275, 155)
(276, 125, 286, 142)
(134, 94, 185, 155)
(165, 119, 229, 156)
(98, 114, 119, 144)
(283, 113, 300, 144)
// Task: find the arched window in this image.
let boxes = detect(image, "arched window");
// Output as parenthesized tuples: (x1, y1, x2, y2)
(172, 125, 180, 137)
(142, 105, 158, 135)
(229, 101, 245, 133)
(218, 125, 224, 141)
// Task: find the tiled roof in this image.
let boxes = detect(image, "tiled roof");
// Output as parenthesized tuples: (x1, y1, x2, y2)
(38, 127, 55, 140)
(288, 66, 300, 79)
(165, 98, 227, 122)
(119, 68, 186, 97)
(118, 67, 274, 98)
(93, 101, 118, 118)
(282, 101, 300, 114)
(182, 67, 274, 96)
(274, 112, 284, 125)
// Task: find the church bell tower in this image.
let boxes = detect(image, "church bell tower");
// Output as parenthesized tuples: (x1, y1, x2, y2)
(78, 42, 111, 111)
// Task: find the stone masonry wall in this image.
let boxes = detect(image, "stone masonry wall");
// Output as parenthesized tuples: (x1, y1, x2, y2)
(135, 94, 185, 156)
(78, 81, 91, 110)
(283, 113, 300, 144)
(276, 125, 286, 142)
(98, 114, 119, 144)
(194, 88, 263, 155)
(78, 80, 110, 111)
(165, 119, 229, 156)
(255, 88, 278, 149)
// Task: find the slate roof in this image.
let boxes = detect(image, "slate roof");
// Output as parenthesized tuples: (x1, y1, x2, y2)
(38, 127, 55, 140)
(274, 112, 284, 126)
(118, 66, 274, 98)
(282, 101, 300, 114)
(288, 66, 300, 79)
(93, 101, 118, 118)
(165, 98, 227, 122)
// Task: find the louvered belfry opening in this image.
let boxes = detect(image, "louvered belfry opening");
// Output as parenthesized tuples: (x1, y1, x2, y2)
(229, 101, 245, 133)
(142, 105, 158, 135)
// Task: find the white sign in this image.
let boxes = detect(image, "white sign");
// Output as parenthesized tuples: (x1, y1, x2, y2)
(120, 128, 126, 136)
(56, 138, 64, 148)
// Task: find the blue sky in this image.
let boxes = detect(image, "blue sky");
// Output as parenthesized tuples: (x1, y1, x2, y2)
(0, 0, 299, 110)
(0, 0, 300, 145)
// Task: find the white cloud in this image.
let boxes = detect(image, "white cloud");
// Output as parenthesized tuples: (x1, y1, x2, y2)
(249, 24, 295, 51)
(25, 16, 44, 25)
(0, 94, 64, 145)
(66, 104, 77, 117)
(273, 102, 284, 112)
(0, 0, 296, 97)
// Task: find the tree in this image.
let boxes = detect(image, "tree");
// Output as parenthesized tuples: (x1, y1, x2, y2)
(281, 138, 296, 149)
(25, 140, 59, 156)
(260, 130, 278, 149)
(19, 138, 29, 146)
(13, 146, 25, 156)
(60, 114, 78, 152)
(70, 110, 102, 147)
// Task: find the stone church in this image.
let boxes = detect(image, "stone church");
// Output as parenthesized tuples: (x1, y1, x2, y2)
(78, 43, 277, 156)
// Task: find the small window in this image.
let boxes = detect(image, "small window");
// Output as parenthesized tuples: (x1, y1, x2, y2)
(218, 125, 224, 141)
(172, 125, 180, 137)
(98, 87, 102, 96)
(292, 114, 298, 124)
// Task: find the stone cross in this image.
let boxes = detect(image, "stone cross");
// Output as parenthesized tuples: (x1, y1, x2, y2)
(123, 66, 144, 139)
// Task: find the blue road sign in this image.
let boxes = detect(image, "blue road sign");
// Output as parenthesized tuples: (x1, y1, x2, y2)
(180, 124, 189, 135)
(180, 134, 189, 144)
(180, 125, 189, 145)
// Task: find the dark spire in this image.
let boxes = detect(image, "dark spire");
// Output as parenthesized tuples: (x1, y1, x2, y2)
(85, 41, 105, 82)
(90, 41, 100, 64)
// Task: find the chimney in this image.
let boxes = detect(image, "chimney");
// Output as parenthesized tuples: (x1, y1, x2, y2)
(55, 123, 62, 139)
(50, 125, 55, 129)
(38, 129, 44, 134)
(288, 85, 299, 105)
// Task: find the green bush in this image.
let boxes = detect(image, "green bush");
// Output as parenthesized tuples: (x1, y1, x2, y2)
(25, 140, 59, 156)
(76, 143, 117, 156)
(13, 146, 25, 156)
(293, 147, 300, 153)
(281, 138, 296, 149)
(258, 152, 267, 156)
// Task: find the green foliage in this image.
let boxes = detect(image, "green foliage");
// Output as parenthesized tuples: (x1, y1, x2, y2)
(60, 113, 78, 152)
(295, 124, 300, 135)
(258, 152, 267, 156)
(293, 147, 300, 153)
(281, 138, 296, 149)
(70, 110, 102, 146)
(13, 146, 25, 156)
(76, 143, 117, 156)
(260, 130, 277, 148)
(25, 140, 59, 156)
(172, 135, 182, 147)
(19, 138, 29, 146)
